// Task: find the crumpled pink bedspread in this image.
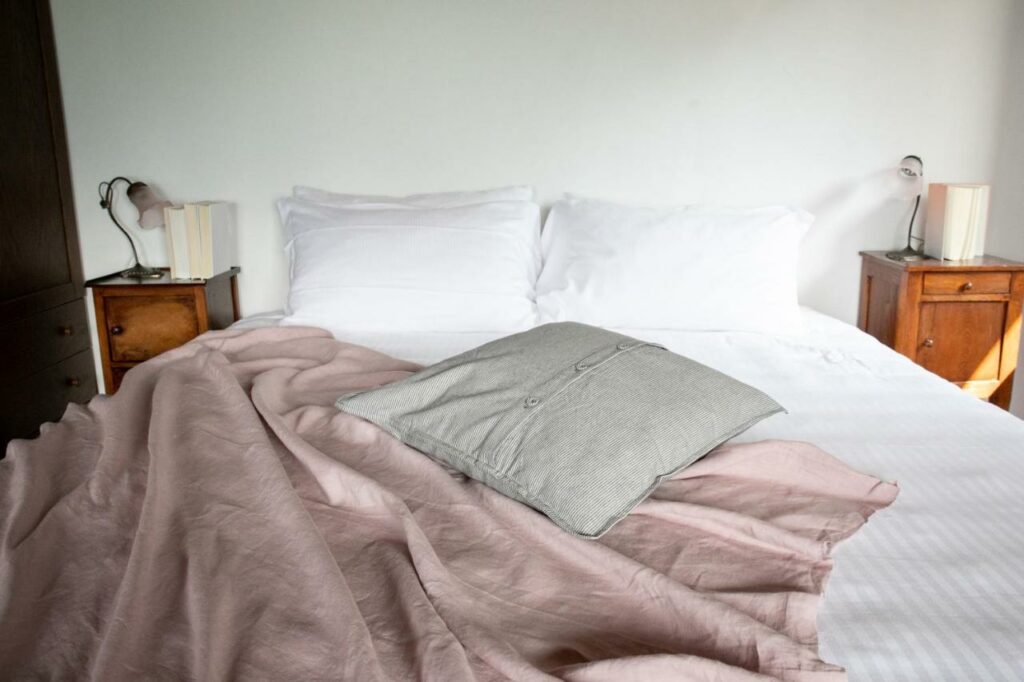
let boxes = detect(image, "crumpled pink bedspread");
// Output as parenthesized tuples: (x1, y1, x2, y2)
(0, 327, 897, 681)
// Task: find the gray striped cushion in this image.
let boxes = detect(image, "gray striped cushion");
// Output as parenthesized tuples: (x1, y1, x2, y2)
(336, 322, 783, 537)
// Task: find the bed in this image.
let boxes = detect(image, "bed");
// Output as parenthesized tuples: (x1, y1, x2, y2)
(2, 311, 1021, 680)
(3, 186, 1023, 680)
(232, 306, 1024, 680)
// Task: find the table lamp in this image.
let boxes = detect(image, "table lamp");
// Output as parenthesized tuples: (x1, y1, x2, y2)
(97, 176, 170, 278)
(886, 155, 926, 262)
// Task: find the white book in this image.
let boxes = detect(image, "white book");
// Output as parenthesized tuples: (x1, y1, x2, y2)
(924, 183, 990, 261)
(970, 185, 989, 257)
(163, 207, 176, 276)
(183, 203, 204, 278)
(195, 202, 236, 279)
(164, 205, 192, 279)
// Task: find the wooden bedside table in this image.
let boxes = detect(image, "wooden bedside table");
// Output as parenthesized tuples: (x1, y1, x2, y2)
(858, 252, 1024, 409)
(87, 268, 240, 393)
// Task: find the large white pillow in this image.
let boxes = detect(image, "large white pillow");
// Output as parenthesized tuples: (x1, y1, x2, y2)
(293, 185, 533, 208)
(278, 197, 541, 333)
(535, 196, 812, 334)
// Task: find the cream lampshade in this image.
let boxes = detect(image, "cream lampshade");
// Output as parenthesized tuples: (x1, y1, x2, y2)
(127, 181, 172, 230)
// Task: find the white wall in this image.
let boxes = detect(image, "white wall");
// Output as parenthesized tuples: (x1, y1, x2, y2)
(50, 1, 1020, 388)
(987, 0, 1024, 416)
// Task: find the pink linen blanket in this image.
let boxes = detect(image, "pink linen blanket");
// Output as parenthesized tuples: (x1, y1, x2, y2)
(0, 327, 897, 681)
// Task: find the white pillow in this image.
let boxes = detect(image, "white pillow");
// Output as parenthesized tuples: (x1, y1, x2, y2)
(293, 185, 533, 208)
(535, 196, 812, 334)
(278, 197, 540, 333)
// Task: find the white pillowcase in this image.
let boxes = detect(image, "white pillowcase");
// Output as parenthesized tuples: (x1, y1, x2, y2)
(293, 185, 533, 208)
(278, 197, 541, 334)
(535, 196, 812, 334)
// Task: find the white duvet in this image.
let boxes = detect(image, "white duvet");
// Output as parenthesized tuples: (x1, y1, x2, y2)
(233, 308, 1024, 680)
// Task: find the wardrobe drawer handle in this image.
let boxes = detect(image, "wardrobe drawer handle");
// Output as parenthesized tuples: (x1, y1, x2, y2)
(923, 337, 935, 348)
(961, 282, 974, 292)
(110, 325, 124, 336)
(58, 324, 74, 336)
(66, 376, 81, 388)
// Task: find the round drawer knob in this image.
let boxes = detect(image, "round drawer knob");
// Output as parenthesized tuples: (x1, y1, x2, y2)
(961, 282, 974, 292)
(110, 325, 124, 336)
(66, 376, 81, 387)
(923, 337, 935, 348)
(58, 325, 74, 336)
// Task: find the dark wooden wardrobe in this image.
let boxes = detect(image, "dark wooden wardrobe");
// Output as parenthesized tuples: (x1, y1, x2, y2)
(1, 0, 97, 453)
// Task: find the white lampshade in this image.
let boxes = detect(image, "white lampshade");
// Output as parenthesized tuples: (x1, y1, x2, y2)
(894, 155, 924, 199)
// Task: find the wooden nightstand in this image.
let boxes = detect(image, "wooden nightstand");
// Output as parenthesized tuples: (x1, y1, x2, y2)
(858, 251, 1024, 409)
(87, 268, 240, 393)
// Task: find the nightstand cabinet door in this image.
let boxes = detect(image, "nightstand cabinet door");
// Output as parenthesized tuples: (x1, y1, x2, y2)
(104, 295, 200, 363)
(916, 302, 1005, 391)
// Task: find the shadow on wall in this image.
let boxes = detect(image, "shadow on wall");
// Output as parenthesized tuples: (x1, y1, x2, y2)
(799, 168, 914, 312)
(989, 0, 1024, 417)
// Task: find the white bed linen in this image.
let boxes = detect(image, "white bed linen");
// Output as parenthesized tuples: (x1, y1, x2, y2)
(231, 311, 502, 365)
(277, 198, 541, 334)
(535, 196, 810, 334)
(636, 314, 1024, 682)
(231, 308, 1024, 680)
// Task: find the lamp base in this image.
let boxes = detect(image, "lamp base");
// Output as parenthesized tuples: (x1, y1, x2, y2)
(120, 264, 164, 279)
(885, 246, 927, 263)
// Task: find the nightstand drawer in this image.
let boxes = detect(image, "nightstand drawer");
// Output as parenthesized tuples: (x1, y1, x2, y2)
(923, 272, 1011, 296)
(104, 295, 200, 362)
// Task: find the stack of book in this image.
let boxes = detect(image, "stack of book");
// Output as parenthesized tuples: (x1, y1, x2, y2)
(924, 183, 990, 261)
(163, 202, 237, 279)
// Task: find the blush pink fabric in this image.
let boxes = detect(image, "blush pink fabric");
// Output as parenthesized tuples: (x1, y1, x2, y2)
(0, 327, 897, 681)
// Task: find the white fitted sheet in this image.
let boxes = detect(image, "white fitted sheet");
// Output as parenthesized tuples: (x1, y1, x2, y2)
(233, 308, 1024, 680)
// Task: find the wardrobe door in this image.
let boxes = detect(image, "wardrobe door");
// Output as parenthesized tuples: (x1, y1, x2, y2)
(1, 0, 96, 450)
(0, 0, 84, 317)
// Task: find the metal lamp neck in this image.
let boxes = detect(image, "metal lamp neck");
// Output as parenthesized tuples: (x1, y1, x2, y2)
(98, 176, 163, 279)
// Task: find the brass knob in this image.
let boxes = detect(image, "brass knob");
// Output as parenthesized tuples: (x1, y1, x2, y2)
(961, 282, 974, 292)
(110, 325, 124, 335)
(58, 325, 74, 336)
(923, 337, 935, 348)
(66, 376, 81, 387)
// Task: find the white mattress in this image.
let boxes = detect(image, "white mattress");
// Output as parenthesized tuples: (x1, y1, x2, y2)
(233, 309, 1024, 680)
